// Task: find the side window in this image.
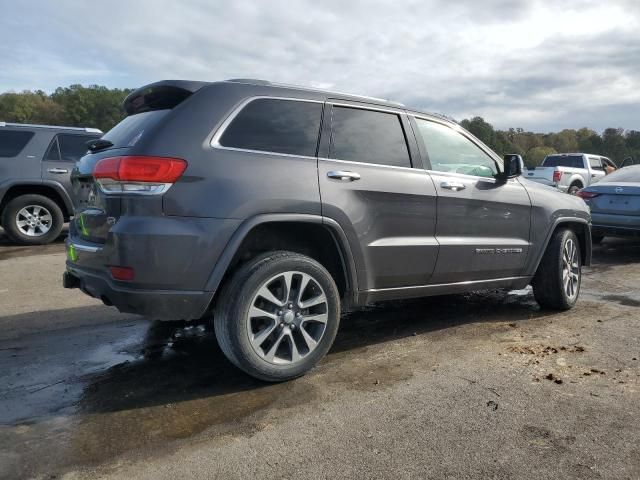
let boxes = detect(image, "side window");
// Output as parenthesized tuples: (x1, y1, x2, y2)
(0, 130, 35, 158)
(415, 119, 498, 178)
(589, 156, 604, 170)
(45, 137, 61, 161)
(58, 134, 94, 162)
(329, 106, 411, 168)
(219, 98, 322, 157)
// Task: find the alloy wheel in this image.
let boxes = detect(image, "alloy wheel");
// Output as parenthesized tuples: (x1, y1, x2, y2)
(15, 205, 53, 237)
(246, 271, 329, 365)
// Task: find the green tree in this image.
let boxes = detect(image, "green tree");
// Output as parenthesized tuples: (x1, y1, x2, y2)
(51, 84, 131, 132)
(602, 128, 626, 163)
(525, 146, 557, 168)
(0, 90, 65, 125)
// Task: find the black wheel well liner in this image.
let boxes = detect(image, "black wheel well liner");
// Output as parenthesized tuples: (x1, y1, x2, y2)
(205, 214, 358, 308)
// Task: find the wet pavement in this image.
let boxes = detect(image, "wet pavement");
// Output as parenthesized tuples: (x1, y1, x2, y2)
(0, 233, 639, 479)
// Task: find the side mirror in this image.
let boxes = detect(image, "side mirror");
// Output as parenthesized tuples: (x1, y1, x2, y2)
(502, 154, 523, 179)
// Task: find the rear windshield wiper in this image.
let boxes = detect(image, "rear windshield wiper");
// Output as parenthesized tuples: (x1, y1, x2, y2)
(86, 138, 114, 152)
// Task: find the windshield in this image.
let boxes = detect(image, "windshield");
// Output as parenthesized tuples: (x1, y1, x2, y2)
(102, 110, 170, 148)
(542, 155, 584, 168)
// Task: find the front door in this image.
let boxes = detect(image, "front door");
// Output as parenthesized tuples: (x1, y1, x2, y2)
(318, 103, 439, 291)
(412, 117, 531, 284)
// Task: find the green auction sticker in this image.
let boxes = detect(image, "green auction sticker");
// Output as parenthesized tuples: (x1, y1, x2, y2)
(67, 244, 78, 262)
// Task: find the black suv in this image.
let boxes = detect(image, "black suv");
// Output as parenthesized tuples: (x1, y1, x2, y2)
(0, 122, 102, 244)
(64, 79, 591, 381)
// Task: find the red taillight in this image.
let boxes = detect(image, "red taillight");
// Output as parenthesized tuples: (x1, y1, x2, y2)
(93, 156, 187, 194)
(552, 171, 563, 183)
(576, 190, 600, 199)
(109, 266, 135, 281)
(94, 156, 187, 182)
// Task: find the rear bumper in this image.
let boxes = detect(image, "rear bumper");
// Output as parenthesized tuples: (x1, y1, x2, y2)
(63, 267, 213, 320)
(592, 212, 640, 236)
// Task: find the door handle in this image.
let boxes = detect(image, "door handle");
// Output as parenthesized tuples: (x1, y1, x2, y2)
(47, 168, 69, 174)
(440, 181, 466, 191)
(327, 170, 361, 181)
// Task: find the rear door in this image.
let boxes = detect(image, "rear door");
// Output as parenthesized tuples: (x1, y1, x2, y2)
(412, 117, 531, 284)
(318, 102, 438, 291)
(42, 133, 98, 193)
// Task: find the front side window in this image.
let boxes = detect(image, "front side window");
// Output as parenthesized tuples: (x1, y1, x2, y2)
(329, 106, 411, 168)
(219, 98, 322, 157)
(58, 134, 94, 162)
(415, 119, 498, 177)
(0, 130, 35, 158)
(589, 156, 604, 170)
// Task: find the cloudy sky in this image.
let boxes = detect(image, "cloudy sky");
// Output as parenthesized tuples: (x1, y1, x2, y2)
(1, 0, 638, 132)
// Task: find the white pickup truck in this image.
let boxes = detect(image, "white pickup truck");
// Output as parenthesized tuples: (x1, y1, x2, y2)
(524, 153, 615, 194)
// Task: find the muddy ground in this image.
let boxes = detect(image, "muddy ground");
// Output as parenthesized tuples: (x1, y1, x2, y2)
(0, 230, 638, 479)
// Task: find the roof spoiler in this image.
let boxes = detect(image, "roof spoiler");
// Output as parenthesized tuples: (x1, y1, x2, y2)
(123, 80, 208, 115)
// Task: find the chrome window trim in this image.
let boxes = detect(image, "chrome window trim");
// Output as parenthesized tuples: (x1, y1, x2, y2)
(210, 96, 324, 158)
(320, 157, 419, 173)
(327, 101, 414, 169)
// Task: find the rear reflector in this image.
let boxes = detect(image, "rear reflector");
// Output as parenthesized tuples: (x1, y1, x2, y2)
(576, 190, 600, 199)
(109, 266, 135, 281)
(94, 156, 187, 195)
(552, 171, 563, 183)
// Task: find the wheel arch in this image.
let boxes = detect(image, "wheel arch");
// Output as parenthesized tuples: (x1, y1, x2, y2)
(529, 218, 592, 275)
(0, 180, 73, 220)
(205, 214, 359, 308)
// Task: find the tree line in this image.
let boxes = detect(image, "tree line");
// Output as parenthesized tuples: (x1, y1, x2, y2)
(1, 85, 638, 167)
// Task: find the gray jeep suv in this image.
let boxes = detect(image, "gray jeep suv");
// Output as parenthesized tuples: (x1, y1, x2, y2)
(64, 79, 591, 381)
(0, 122, 102, 244)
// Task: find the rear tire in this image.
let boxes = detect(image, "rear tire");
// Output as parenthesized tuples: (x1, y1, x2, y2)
(1, 194, 64, 245)
(214, 251, 340, 382)
(568, 183, 582, 195)
(532, 229, 582, 310)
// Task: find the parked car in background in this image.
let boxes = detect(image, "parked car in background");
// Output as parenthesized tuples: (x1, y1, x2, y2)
(525, 153, 613, 194)
(63, 79, 591, 382)
(0, 122, 102, 245)
(577, 165, 640, 243)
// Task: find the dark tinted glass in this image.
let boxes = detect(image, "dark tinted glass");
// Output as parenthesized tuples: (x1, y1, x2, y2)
(542, 155, 583, 168)
(58, 134, 95, 162)
(329, 107, 410, 168)
(0, 130, 35, 157)
(45, 137, 60, 160)
(220, 99, 322, 157)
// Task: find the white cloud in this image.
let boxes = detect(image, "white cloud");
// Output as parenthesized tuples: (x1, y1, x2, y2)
(0, 0, 638, 131)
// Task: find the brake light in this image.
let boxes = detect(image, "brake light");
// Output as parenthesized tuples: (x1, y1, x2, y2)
(576, 190, 600, 199)
(552, 171, 563, 183)
(94, 156, 187, 194)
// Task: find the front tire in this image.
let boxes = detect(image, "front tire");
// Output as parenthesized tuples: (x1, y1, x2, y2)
(532, 229, 582, 310)
(1, 194, 64, 245)
(214, 251, 341, 382)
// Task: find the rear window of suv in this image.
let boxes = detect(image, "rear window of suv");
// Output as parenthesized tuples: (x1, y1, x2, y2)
(542, 155, 584, 168)
(45, 134, 97, 162)
(102, 110, 169, 149)
(0, 130, 35, 157)
(219, 98, 323, 157)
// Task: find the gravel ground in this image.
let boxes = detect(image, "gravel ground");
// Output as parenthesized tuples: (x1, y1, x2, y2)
(0, 233, 638, 480)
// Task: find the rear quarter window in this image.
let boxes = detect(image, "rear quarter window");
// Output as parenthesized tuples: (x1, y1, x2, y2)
(0, 130, 35, 157)
(218, 98, 323, 157)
